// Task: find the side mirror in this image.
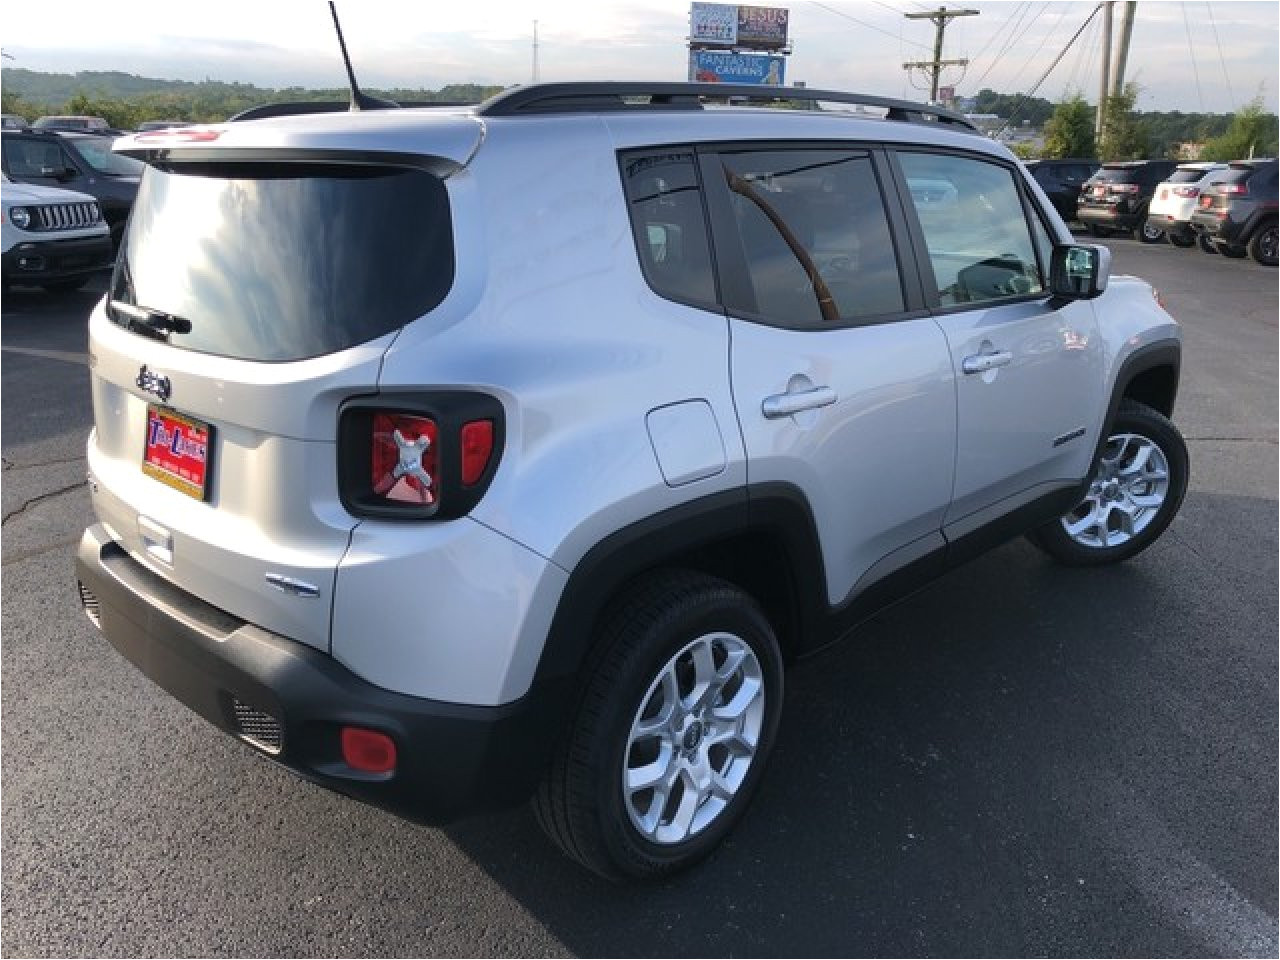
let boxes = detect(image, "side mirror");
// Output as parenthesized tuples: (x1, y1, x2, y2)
(1050, 243, 1111, 299)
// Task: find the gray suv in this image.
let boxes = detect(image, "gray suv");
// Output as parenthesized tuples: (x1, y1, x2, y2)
(74, 83, 1188, 880)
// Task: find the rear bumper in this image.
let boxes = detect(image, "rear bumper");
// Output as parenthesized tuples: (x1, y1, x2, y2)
(74, 523, 569, 824)
(1146, 212, 1194, 238)
(2, 233, 113, 282)
(1190, 210, 1246, 245)
(1077, 204, 1143, 231)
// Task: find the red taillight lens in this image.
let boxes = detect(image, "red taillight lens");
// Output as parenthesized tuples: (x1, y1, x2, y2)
(460, 419, 494, 487)
(1172, 186, 1199, 198)
(1113, 183, 1140, 194)
(1219, 182, 1247, 194)
(1199, 194, 1213, 208)
(371, 413, 438, 505)
(341, 727, 397, 774)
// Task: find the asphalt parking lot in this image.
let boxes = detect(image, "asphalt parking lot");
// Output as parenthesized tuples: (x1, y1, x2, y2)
(2, 235, 1276, 957)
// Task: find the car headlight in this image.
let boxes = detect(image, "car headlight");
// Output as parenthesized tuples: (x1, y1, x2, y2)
(8, 206, 31, 229)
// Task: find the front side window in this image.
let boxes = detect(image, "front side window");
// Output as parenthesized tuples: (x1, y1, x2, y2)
(899, 151, 1044, 307)
(717, 149, 904, 328)
(620, 150, 716, 307)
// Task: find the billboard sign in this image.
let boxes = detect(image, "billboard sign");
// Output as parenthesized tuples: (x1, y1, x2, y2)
(689, 50, 786, 85)
(691, 3, 739, 46)
(736, 6, 789, 49)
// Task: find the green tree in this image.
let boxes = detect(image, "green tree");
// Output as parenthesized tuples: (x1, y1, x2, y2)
(1098, 83, 1149, 160)
(1042, 94, 1096, 158)
(1200, 96, 1280, 161)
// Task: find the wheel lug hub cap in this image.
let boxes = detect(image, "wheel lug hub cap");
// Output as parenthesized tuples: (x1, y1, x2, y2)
(682, 720, 704, 751)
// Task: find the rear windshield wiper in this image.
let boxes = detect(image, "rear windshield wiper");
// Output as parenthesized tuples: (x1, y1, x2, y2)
(108, 300, 192, 338)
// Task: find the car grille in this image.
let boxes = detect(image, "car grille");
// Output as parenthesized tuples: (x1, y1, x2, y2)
(231, 698, 283, 754)
(32, 202, 101, 231)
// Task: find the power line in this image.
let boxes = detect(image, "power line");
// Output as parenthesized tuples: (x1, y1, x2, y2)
(1181, 2, 1204, 111)
(1002, 3, 1072, 97)
(968, 2, 1037, 91)
(998, 3, 1104, 134)
(809, 1, 932, 50)
(1205, 1, 1236, 107)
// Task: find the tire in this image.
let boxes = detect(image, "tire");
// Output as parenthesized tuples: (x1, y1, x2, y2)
(1137, 220, 1165, 243)
(1217, 242, 1248, 259)
(534, 569, 784, 880)
(1027, 399, 1188, 566)
(1248, 220, 1278, 266)
(1198, 234, 1219, 254)
(41, 277, 89, 293)
(1167, 231, 1196, 248)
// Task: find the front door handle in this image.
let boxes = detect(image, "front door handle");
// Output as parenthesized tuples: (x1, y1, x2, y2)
(961, 350, 1013, 375)
(762, 385, 837, 419)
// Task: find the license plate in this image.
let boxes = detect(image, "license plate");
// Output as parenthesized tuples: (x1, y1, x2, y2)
(143, 405, 212, 500)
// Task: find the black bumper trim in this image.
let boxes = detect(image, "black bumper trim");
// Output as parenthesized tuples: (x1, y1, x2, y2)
(75, 526, 568, 824)
(2, 234, 113, 282)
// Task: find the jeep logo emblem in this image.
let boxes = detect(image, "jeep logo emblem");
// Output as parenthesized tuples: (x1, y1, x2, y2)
(136, 365, 172, 403)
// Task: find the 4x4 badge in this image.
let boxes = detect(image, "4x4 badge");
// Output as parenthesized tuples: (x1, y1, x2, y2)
(136, 365, 172, 403)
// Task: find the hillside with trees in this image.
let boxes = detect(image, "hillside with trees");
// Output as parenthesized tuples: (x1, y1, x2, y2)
(3, 69, 1276, 160)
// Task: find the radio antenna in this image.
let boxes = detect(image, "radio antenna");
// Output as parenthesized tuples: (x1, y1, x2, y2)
(328, 1, 398, 111)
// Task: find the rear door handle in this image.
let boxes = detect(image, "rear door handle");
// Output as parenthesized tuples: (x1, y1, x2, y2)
(762, 385, 837, 419)
(961, 350, 1013, 375)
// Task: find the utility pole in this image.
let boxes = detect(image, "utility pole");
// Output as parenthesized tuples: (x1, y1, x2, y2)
(1109, 0, 1137, 95)
(902, 6, 979, 103)
(1096, 1, 1113, 139)
(532, 20, 540, 83)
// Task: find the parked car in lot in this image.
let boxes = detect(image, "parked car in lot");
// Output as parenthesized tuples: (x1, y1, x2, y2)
(1, 173, 113, 292)
(1077, 160, 1178, 242)
(74, 82, 1189, 880)
(1, 114, 29, 131)
(1189, 159, 1278, 265)
(1023, 157, 1099, 222)
(1146, 162, 1228, 247)
(1, 129, 144, 248)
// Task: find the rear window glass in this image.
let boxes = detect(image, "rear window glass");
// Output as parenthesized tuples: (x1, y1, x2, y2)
(1095, 167, 1141, 183)
(1220, 165, 1261, 184)
(110, 163, 454, 362)
(1166, 168, 1209, 184)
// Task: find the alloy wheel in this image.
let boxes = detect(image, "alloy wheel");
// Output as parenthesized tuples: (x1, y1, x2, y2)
(622, 631, 765, 845)
(1061, 432, 1170, 548)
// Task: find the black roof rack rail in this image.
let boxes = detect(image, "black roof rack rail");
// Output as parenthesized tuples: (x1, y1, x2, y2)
(476, 82, 979, 132)
(230, 99, 478, 122)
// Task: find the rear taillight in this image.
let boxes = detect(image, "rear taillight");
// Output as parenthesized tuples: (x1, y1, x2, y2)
(338, 394, 504, 521)
(1199, 194, 1214, 208)
(1172, 186, 1199, 198)
(1219, 182, 1247, 194)
(460, 420, 495, 487)
(1112, 183, 1141, 194)
(372, 413, 439, 505)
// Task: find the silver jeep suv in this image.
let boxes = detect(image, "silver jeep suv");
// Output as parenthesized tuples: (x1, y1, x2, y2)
(75, 83, 1188, 880)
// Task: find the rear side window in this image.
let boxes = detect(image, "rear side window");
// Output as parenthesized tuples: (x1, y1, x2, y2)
(899, 151, 1043, 307)
(714, 148, 904, 327)
(110, 163, 454, 362)
(620, 150, 716, 307)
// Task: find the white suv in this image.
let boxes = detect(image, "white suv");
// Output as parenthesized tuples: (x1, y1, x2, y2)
(74, 83, 1189, 879)
(2, 174, 112, 292)
(1147, 161, 1229, 247)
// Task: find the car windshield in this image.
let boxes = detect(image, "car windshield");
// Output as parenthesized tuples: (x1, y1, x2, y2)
(70, 136, 145, 176)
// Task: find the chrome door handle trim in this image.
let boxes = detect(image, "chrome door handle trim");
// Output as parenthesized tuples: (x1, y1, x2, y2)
(762, 385, 837, 419)
(961, 350, 1013, 375)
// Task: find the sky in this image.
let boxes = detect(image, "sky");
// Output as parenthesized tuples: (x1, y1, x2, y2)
(1, 1, 1276, 114)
